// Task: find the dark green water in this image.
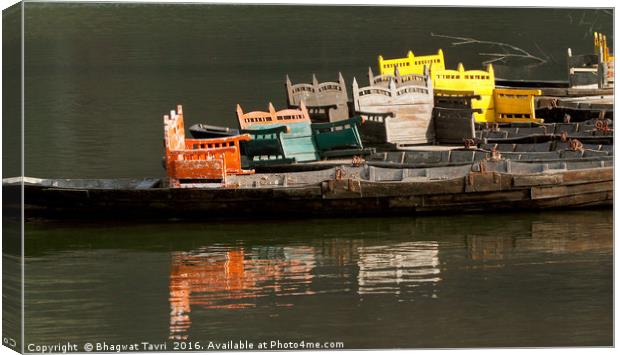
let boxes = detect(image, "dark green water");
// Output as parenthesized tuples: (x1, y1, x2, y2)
(23, 211, 612, 348)
(6, 3, 615, 349)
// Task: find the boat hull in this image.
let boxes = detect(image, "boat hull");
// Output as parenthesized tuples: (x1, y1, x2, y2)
(5, 165, 613, 221)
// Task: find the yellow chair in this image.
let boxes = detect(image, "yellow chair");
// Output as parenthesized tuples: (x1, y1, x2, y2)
(493, 88, 543, 123)
(432, 63, 495, 122)
(433, 63, 543, 123)
(378, 49, 445, 76)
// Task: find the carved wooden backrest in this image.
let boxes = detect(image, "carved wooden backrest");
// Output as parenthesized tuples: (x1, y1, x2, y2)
(352, 72, 433, 111)
(368, 66, 431, 88)
(164, 105, 186, 153)
(594, 32, 613, 63)
(164, 105, 253, 185)
(432, 63, 495, 122)
(352, 71, 435, 145)
(286, 73, 348, 107)
(236, 102, 311, 130)
(378, 49, 445, 76)
(163, 105, 227, 186)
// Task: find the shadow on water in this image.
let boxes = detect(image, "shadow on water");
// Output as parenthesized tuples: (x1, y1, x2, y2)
(23, 210, 612, 347)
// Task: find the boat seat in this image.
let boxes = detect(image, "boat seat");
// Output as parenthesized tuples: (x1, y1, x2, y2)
(163, 105, 253, 187)
(237, 103, 369, 166)
(515, 126, 548, 136)
(554, 141, 570, 151)
(311, 117, 374, 158)
(600, 145, 614, 153)
(518, 151, 561, 160)
(582, 149, 609, 157)
(352, 71, 434, 145)
(403, 151, 449, 165)
(286, 73, 350, 122)
(496, 143, 516, 152)
(583, 144, 602, 151)
(514, 142, 552, 152)
(449, 150, 476, 163)
(485, 131, 509, 139)
(378, 49, 445, 76)
(480, 143, 497, 151)
(560, 150, 584, 159)
(503, 127, 519, 137)
(494, 88, 544, 124)
(554, 123, 579, 134)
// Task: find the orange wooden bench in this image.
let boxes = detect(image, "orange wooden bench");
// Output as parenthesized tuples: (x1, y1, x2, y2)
(163, 105, 253, 187)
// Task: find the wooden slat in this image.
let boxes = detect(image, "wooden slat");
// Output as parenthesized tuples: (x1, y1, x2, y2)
(512, 174, 563, 187)
(530, 180, 612, 200)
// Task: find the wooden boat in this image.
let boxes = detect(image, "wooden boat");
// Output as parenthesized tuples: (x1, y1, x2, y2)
(188, 123, 239, 139)
(5, 158, 612, 220)
(475, 119, 613, 144)
(368, 146, 613, 167)
(534, 95, 613, 122)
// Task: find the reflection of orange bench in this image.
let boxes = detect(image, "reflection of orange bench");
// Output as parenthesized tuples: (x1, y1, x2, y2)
(163, 105, 253, 187)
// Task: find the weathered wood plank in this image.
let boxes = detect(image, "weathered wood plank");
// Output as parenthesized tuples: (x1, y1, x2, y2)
(512, 174, 563, 187)
(530, 180, 613, 200)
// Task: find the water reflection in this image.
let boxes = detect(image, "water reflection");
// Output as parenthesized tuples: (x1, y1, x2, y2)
(466, 236, 515, 261)
(164, 212, 613, 340)
(169, 246, 315, 340)
(23, 211, 612, 346)
(169, 240, 445, 338)
(357, 242, 441, 296)
(465, 215, 613, 261)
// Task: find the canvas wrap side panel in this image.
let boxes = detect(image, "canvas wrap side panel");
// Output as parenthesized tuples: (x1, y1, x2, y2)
(2, 2, 24, 353)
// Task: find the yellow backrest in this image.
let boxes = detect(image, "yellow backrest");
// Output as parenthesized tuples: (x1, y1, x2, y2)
(493, 88, 543, 123)
(378, 49, 445, 76)
(433, 63, 495, 122)
(594, 32, 614, 63)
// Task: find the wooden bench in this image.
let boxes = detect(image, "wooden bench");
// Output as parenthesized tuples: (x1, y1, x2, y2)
(352, 69, 434, 146)
(378, 49, 445, 76)
(163, 105, 253, 187)
(285, 73, 350, 122)
(237, 102, 370, 166)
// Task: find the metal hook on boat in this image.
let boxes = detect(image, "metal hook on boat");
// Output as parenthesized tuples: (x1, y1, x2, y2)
(569, 139, 584, 152)
(351, 156, 365, 167)
(463, 138, 476, 149)
(335, 168, 345, 180)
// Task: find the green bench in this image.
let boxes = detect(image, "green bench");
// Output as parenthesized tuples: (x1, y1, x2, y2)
(237, 103, 372, 166)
